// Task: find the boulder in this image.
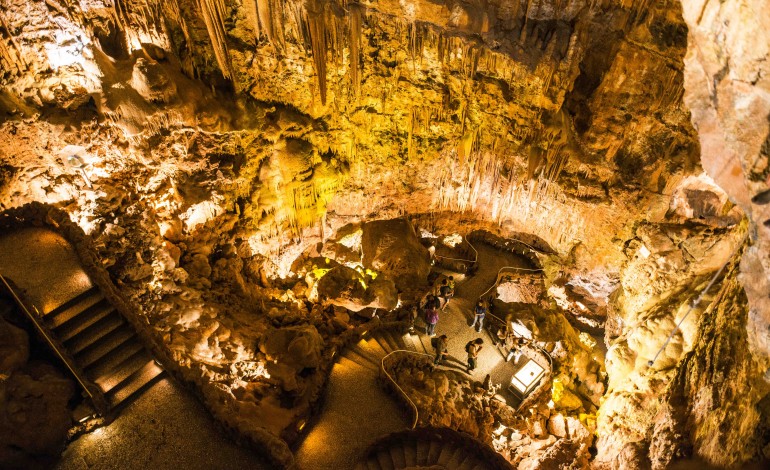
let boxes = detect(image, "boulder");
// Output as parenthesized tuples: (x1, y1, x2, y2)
(316, 265, 398, 312)
(0, 362, 75, 467)
(361, 219, 430, 291)
(259, 324, 324, 370)
(0, 317, 28, 378)
(548, 414, 568, 438)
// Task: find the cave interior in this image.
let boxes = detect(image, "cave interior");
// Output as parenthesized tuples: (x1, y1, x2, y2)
(1, 0, 770, 469)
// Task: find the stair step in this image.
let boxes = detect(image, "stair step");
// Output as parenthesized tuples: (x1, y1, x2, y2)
(390, 331, 408, 350)
(337, 355, 378, 375)
(95, 348, 153, 392)
(364, 458, 381, 470)
(403, 440, 417, 466)
(75, 326, 136, 369)
(415, 334, 433, 355)
(361, 336, 388, 359)
(447, 446, 466, 468)
(64, 312, 125, 354)
(45, 288, 103, 325)
(389, 444, 406, 469)
(458, 454, 481, 470)
(406, 334, 424, 354)
(106, 360, 164, 408)
(85, 339, 145, 380)
(416, 440, 430, 465)
(437, 444, 454, 466)
(347, 345, 381, 370)
(401, 334, 418, 352)
(378, 330, 399, 352)
(54, 300, 114, 342)
(375, 450, 395, 470)
(426, 440, 442, 463)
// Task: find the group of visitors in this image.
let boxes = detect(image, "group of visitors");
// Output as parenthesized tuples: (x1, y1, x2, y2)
(410, 276, 488, 373)
(420, 276, 455, 336)
(431, 334, 485, 373)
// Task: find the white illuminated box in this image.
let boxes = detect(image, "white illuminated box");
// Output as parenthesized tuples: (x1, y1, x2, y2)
(509, 359, 545, 397)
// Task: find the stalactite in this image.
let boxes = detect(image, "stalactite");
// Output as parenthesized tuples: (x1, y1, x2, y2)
(198, 0, 233, 80)
(306, 0, 328, 105)
(347, 3, 362, 101)
(243, 0, 260, 38)
(0, 11, 26, 74)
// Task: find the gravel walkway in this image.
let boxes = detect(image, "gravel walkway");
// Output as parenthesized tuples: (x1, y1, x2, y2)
(428, 242, 533, 402)
(56, 378, 272, 469)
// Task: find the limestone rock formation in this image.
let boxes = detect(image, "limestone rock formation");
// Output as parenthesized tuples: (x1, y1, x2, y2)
(1, 0, 769, 467)
(361, 218, 431, 292)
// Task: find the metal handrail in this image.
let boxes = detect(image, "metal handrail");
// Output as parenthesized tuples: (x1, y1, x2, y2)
(433, 237, 479, 264)
(479, 265, 544, 302)
(475, 267, 554, 372)
(380, 349, 435, 429)
(0, 274, 101, 407)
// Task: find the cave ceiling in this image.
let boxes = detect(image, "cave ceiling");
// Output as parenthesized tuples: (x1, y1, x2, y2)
(0, 0, 704, 272)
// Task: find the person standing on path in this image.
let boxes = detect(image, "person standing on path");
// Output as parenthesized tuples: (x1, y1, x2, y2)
(433, 334, 448, 365)
(466, 338, 483, 372)
(471, 300, 487, 332)
(439, 279, 453, 310)
(424, 296, 440, 336)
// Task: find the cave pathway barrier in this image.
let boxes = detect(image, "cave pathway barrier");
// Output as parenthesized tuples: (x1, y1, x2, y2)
(380, 349, 436, 430)
(0, 273, 107, 412)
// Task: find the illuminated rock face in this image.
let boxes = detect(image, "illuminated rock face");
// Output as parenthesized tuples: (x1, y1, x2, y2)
(1, 0, 769, 467)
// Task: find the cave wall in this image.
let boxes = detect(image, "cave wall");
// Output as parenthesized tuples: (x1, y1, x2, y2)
(3, 0, 767, 467)
(1, 0, 700, 266)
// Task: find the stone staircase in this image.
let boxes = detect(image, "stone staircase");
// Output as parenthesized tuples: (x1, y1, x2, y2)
(337, 327, 434, 376)
(354, 427, 512, 470)
(43, 286, 164, 411)
(295, 325, 435, 469)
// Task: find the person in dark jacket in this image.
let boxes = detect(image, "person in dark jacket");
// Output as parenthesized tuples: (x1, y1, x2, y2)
(433, 334, 448, 365)
(466, 338, 483, 372)
(439, 279, 453, 310)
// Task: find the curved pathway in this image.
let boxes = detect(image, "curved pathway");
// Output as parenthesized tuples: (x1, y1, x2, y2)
(434, 242, 533, 398)
(1, 227, 536, 468)
(293, 328, 411, 469)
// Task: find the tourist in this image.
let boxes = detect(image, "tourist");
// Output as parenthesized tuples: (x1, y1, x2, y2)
(506, 336, 525, 363)
(471, 300, 486, 332)
(466, 338, 484, 372)
(433, 334, 448, 365)
(439, 279, 453, 310)
(424, 296, 440, 336)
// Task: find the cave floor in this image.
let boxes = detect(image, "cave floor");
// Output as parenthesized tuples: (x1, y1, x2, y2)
(0, 228, 93, 314)
(428, 242, 534, 402)
(56, 378, 272, 470)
